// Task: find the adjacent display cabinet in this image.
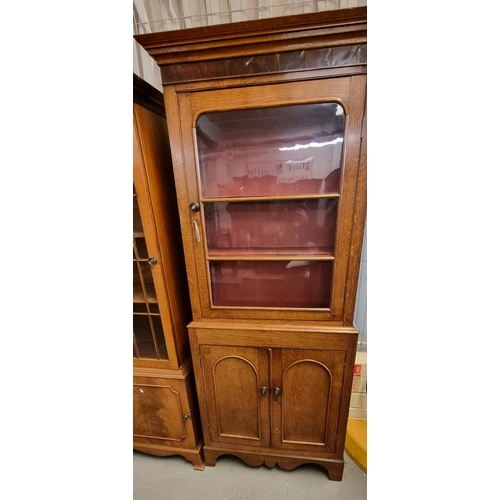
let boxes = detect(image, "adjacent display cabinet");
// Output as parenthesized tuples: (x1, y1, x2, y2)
(135, 6, 367, 481)
(133, 74, 203, 470)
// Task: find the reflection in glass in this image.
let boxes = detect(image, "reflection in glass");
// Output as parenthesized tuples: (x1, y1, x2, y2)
(133, 315, 168, 360)
(196, 103, 345, 198)
(151, 316, 168, 359)
(133, 303, 148, 314)
(205, 199, 338, 256)
(134, 237, 149, 259)
(133, 261, 158, 303)
(210, 260, 332, 308)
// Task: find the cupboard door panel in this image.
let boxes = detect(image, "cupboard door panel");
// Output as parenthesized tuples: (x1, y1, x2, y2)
(282, 360, 330, 444)
(133, 384, 186, 443)
(273, 349, 345, 453)
(200, 346, 270, 447)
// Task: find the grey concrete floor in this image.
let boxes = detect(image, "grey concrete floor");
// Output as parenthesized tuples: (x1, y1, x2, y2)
(133, 451, 366, 499)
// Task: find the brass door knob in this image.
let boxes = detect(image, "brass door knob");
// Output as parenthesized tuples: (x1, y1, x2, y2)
(260, 386, 268, 395)
(189, 202, 200, 212)
(273, 387, 281, 396)
(148, 257, 158, 265)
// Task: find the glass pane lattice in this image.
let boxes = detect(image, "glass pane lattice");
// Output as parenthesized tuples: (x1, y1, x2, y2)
(133, 186, 168, 360)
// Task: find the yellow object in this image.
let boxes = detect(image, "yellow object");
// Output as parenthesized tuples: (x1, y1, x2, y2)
(345, 418, 367, 473)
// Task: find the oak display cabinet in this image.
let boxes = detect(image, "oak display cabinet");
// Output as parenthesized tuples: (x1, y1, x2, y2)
(133, 74, 203, 470)
(135, 6, 367, 481)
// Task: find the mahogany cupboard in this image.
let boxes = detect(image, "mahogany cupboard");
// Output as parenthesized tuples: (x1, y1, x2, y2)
(133, 74, 203, 470)
(135, 7, 367, 481)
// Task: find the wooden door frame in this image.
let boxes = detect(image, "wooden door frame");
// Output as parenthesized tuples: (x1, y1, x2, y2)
(171, 74, 366, 323)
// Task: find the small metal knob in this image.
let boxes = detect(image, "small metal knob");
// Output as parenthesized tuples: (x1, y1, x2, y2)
(148, 257, 157, 266)
(189, 202, 200, 212)
(260, 386, 268, 395)
(182, 413, 190, 421)
(273, 387, 281, 396)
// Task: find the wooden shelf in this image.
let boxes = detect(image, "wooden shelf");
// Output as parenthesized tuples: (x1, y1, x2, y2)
(207, 247, 334, 260)
(134, 340, 158, 359)
(201, 193, 340, 204)
(133, 314, 169, 360)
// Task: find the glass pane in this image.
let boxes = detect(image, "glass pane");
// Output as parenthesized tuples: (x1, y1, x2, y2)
(196, 103, 344, 198)
(133, 261, 145, 303)
(133, 261, 157, 304)
(149, 303, 160, 314)
(132, 315, 168, 360)
(134, 237, 149, 259)
(132, 316, 155, 359)
(152, 316, 168, 359)
(210, 261, 332, 308)
(133, 315, 157, 358)
(205, 199, 337, 256)
(133, 303, 148, 314)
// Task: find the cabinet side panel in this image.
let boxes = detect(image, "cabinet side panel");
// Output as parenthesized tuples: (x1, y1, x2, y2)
(343, 78, 367, 324)
(330, 74, 366, 319)
(333, 334, 358, 457)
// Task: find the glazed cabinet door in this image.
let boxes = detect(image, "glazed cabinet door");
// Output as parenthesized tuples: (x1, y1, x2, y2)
(176, 75, 366, 322)
(199, 345, 271, 448)
(133, 182, 171, 364)
(271, 349, 346, 454)
(133, 111, 176, 369)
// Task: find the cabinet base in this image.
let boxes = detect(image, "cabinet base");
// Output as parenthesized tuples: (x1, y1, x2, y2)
(134, 441, 205, 471)
(203, 446, 344, 481)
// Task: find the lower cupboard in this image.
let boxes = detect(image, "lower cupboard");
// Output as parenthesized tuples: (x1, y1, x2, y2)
(189, 324, 358, 480)
(133, 368, 204, 470)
